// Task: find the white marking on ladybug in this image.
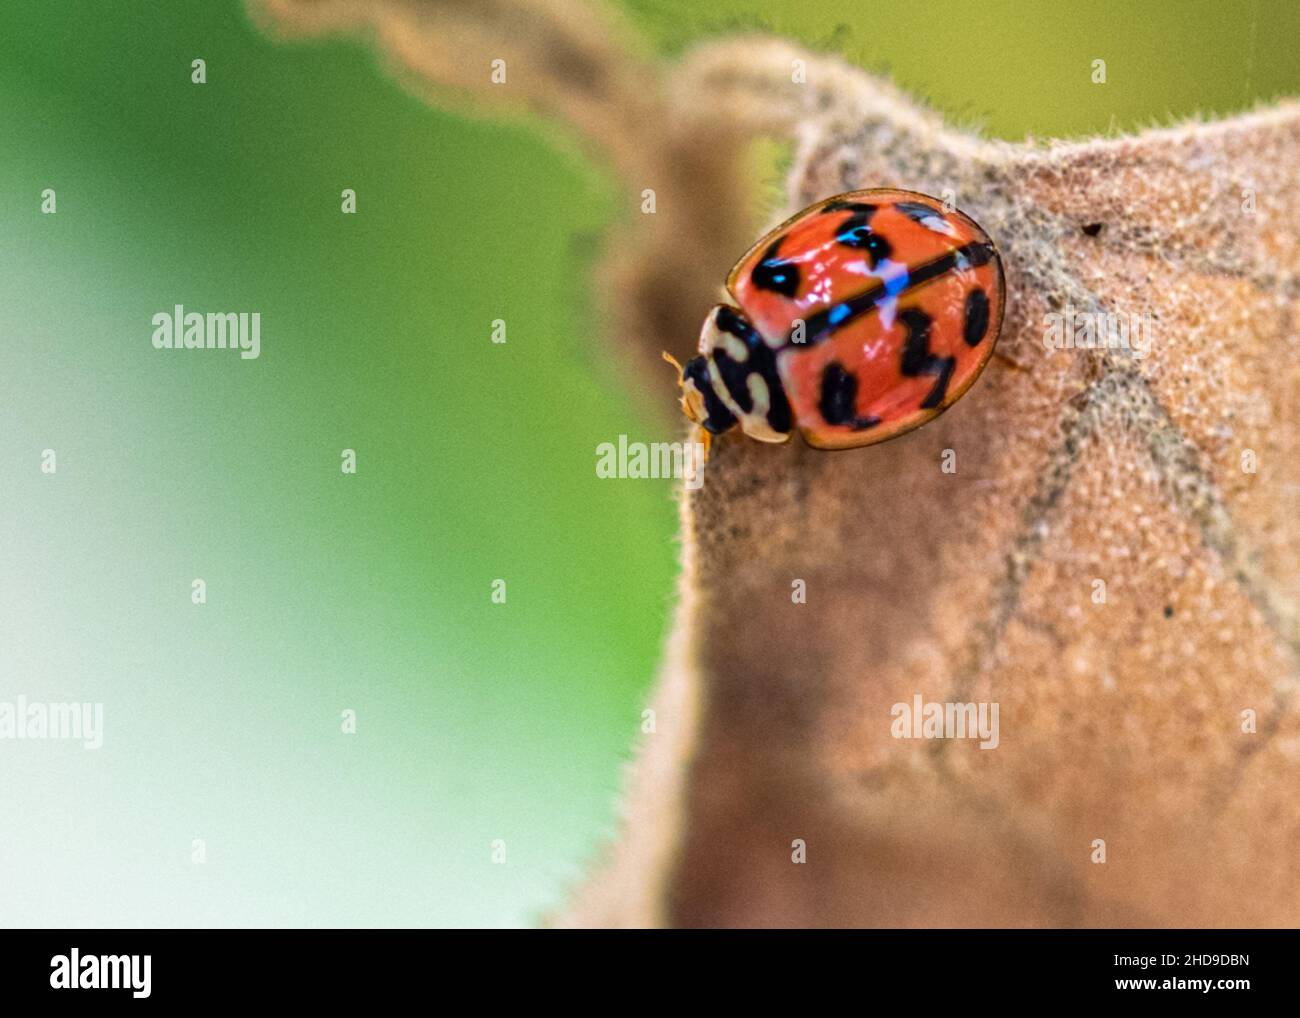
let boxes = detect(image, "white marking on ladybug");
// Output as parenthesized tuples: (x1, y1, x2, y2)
(916, 213, 960, 237)
(722, 333, 749, 362)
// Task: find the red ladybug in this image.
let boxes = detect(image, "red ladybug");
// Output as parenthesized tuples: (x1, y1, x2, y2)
(667, 189, 1005, 454)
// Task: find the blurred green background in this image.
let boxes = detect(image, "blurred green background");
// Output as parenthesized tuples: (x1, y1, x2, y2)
(0, 0, 1294, 927)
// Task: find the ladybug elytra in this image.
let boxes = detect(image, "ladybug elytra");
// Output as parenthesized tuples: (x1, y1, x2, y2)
(668, 189, 1005, 455)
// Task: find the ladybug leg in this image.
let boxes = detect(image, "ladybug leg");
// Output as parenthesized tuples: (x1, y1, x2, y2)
(697, 425, 712, 464)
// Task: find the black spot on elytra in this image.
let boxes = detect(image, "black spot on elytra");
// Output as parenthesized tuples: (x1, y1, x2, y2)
(1081, 222, 1104, 237)
(899, 308, 956, 409)
(818, 362, 880, 430)
(963, 288, 990, 347)
(1163, 604, 1174, 618)
(751, 239, 800, 298)
(836, 215, 893, 267)
(895, 201, 946, 227)
(819, 363, 855, 424)
(823, 200, 877, 215)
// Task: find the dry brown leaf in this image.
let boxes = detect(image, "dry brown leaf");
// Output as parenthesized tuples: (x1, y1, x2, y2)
(254, 3, 1300, 927)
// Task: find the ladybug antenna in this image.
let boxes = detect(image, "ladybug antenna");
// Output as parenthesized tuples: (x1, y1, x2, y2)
(661, 350, 685, 384)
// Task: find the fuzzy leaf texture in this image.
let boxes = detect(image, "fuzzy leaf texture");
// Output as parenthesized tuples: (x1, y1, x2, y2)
(254, 1, 1300, 927)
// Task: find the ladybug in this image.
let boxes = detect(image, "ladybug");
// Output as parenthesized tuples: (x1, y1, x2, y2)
(667, 189, 1005, 454)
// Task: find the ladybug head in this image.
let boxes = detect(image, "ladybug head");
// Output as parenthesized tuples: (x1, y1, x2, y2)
(662, 351, 737, 436)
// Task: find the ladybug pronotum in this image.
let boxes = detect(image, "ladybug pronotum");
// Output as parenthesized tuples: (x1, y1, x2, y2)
(668, 189, 1005, 454)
